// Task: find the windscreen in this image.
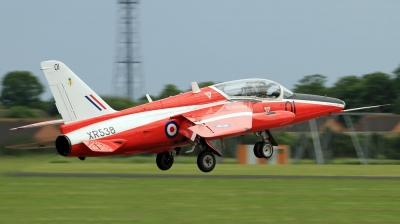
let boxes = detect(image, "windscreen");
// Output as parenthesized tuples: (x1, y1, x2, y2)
(212, 79, 282, 100)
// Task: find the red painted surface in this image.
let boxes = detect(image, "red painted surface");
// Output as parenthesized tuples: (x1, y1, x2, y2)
(58, 85, 344, 157)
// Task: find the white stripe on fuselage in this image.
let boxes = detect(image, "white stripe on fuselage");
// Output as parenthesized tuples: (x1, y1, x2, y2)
(193, 112, 253, 124)
(289, 100, 345, 108)
(67, 101, 229, 145)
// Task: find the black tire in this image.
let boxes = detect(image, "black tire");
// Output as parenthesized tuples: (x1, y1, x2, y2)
(197, 151, 216, 173)
(156, 152, 174, 171)
(253, 142, 263, 158)
(260, 143, 274, 158)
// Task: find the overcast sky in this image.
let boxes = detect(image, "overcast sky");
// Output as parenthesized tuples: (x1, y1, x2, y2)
(1, 1, 400, 101)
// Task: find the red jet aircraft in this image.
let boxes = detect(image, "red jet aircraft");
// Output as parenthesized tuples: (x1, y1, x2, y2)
(9, 61, 387, 172)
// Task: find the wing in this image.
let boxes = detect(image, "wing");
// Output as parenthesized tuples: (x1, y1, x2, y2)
(10, 119, 64, 130)
(179, 101, 253, 138)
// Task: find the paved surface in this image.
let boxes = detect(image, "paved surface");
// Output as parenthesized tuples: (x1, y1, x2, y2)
(8, 172, 400, 180)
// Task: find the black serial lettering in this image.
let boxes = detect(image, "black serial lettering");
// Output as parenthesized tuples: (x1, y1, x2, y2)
(99, 129, 105, 137)
(88, 127, 116, 139)
(92, 130, 100, 138)
(87, 132, 94, 140)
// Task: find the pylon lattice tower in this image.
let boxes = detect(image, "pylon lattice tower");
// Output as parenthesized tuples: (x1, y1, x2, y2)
(114, 0, 144, 100)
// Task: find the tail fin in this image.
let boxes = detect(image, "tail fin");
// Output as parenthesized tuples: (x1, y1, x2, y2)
(41, 60, 116, 123)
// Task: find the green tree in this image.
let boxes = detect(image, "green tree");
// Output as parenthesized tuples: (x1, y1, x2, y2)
(198, 81, 215, 88)
(392, 64, 400, 96)
(41, 98, 60, 117)
(101, 96, 138, 111)
(330, 76, 364, 109)
(360, 72, 394, 112)
(392, 96, 400, 114)
(0, 71, 44, 108)
(393, 63, 400, 77)
(138, 94, 157, 104)
(4, 106, 38, 118)
(293, 74, 328, 95)
(158, 84, 182, 99)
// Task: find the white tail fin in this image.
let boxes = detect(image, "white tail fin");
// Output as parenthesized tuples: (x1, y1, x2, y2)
(41, 60, 116, 123)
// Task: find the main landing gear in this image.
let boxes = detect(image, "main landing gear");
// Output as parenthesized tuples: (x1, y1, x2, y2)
(253, 130, 278, 159)
(156, 147, 180, 171)
(155, 138, 220, 173)
(197, 150, 216, 173)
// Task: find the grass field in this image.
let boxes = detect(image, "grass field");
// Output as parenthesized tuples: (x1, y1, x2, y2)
(0, 156, 400, 223)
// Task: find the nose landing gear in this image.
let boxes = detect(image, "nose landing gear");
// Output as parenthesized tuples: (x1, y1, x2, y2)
(253, 130, 277, 159)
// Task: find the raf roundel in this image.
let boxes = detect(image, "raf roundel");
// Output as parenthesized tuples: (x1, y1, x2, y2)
(165, 121, 179, 138)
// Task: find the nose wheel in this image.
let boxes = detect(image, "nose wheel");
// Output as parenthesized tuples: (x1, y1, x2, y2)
(260, 142, 273, 158)
(254, 141, 274, 158)
(253, 130, 277, 159)
(253, 142, 263, 158)
(197, 151, 216, 173)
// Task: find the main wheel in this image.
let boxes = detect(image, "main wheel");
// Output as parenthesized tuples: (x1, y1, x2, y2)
(253, 142, 263, 158)
(260, 143, 274, 158)
(156, 152, 174, 171)
(197, 151, 216, 173)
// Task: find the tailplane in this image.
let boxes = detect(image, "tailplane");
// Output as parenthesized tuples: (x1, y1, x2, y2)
(41, 60, 116, 123)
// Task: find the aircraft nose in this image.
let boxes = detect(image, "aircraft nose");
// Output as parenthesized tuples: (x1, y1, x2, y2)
(308, 95, 346, 108)
(340, 99, 346, 108)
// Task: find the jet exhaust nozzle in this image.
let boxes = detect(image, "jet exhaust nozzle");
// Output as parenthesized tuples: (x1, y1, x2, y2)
(55, 135, 72, 156)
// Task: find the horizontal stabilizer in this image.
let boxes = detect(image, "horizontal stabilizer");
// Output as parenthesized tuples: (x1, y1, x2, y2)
(10, 119, 64, 130)
(5, 141, 55, 149)
(343, 104, 390, 112)
(82, 139, 127, 152)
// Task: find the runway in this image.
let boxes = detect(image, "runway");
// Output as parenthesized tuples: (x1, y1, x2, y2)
(8, 172, 400, 180)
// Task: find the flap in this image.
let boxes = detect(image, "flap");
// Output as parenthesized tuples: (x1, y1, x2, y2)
(82, 139, 127, 152)
(180, 101, 253, 138)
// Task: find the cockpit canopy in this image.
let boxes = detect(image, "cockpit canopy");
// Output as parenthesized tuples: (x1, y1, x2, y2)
(211, 79, 293, 100)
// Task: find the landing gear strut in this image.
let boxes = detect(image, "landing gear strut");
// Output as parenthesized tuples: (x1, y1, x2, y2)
(253, 130, 277, 159)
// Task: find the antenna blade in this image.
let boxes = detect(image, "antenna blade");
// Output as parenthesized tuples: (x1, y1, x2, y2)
(146, 94, 153, 102)
(191, 82, 201, 94)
